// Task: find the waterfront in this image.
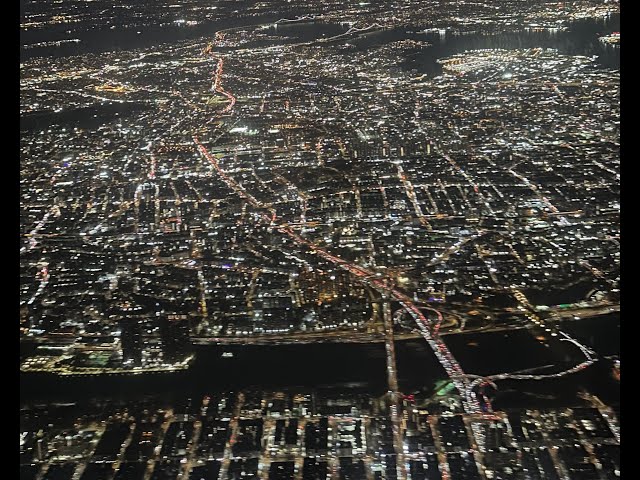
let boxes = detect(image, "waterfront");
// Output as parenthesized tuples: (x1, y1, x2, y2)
(405, 14, 620, 74)
(21, 314, 619, 410)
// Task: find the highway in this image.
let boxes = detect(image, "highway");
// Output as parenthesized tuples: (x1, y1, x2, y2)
(463, 289, 599, 412)
(381, 299, 406, 479)
(193, 65, 482, 476)
(194, 131, 483, 413)
(210, 56, 236, 114)
(22, 207, 56, 253)
(27, 263, 50, 306)
(192, 44, 601, 417)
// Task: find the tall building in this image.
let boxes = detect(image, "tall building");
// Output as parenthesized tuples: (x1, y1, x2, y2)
(159, 313, 191, 363)
(110, 293, 149, 367)
(35, 436, 47, 462)
(120, 319, 143, 366)
(137, 181, 158, 232)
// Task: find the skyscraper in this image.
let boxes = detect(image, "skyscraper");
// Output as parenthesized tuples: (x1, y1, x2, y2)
(159, 313, 191, 363)
(110, 293, 148, 367)
(120, 319, 143, 366)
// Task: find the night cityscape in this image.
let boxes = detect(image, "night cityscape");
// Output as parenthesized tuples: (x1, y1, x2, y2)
(20, 0, 619, 479)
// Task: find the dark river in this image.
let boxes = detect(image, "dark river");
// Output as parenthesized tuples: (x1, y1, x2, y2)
(21, 313, 620, 409)
(343, 15, 619, 74)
